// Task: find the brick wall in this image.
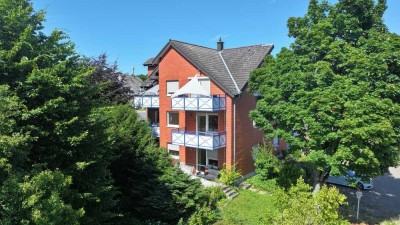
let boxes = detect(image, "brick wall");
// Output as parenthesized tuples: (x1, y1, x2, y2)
(234, 90, 264, 175)
(158, 47, 233, 168)
(147, 65, 157, 75)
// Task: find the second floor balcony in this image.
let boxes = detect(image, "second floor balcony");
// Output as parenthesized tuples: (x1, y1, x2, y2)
(171, 94, 226, 112)
(133, 95, 159, 108)
(171, 128, 226, 150)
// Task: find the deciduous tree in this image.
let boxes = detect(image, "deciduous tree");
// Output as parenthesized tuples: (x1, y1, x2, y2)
(249, 0, 400, 191)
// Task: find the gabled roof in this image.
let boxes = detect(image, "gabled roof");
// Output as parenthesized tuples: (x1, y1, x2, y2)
(118, 73, 144, 94)
(143, 57, 155, 66)
(150, 40, 273, 97)
(141, 66, 158, 88)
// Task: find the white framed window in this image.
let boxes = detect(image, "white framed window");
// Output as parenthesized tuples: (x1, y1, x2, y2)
(168, 144, 180, 159)
(167, 112, 179, 127)
(197, 112, 218, 132)
(166, 80, 179, 96)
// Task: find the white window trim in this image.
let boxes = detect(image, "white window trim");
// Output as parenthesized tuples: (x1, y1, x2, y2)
(167, 112, 179, 128)
(196, 112, 218, 132)
(166, 80, 179, 96)
(168, 144, 180, 159)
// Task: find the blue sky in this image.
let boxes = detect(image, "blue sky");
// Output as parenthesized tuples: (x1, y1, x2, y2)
(31, 0, 400, 75)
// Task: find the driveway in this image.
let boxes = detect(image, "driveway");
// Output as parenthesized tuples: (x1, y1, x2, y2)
(335, 167, 400, 224)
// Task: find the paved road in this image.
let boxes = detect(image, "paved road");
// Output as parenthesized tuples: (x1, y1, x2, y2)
(335, 167, 400, 223)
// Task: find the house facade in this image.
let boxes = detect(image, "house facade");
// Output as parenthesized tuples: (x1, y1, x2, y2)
(134, 39, 279, 176)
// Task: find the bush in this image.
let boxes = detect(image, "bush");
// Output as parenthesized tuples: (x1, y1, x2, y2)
(247, 175, 278, 192)
(184, 187, 225, 225)
(276, 160, 306, 189)
(219, 164, 242, 186)
(204, 186, 226, 209)
(272, 178, 349, 225)
(187, 206, 219, 225)
(254, 144, 281, 180)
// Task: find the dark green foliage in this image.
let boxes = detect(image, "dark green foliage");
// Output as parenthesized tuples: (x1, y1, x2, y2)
(254, 144, 280, 180)
(186, 186, 226, 225)
(106, 104, 208, 224)
(276, 160, 306, 189)
(249, 0, 400, 186)
(0, 0, 116, 223)
(87, 54, 132, 104)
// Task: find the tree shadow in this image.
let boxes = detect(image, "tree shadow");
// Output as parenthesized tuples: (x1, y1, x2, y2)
(337, 168, 400, 224)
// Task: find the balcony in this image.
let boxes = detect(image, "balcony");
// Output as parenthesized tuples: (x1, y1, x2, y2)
(171, 128, 226, 150)
(171, 95, 226, 111)
(133, 95, 159, 108)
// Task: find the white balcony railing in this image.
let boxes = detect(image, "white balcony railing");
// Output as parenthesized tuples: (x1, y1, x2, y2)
(133, 95, 159, 108)
(171, 95, 226, 111)
(171, 128, 226, 150)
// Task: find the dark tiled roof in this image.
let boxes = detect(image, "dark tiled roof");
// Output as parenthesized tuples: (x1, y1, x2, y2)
(143, 57, 155, 66)
(151, 40, 273, 97)
(119, 74, 144, 94)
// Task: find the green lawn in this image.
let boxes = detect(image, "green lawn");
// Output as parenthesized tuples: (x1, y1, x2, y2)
(214, 190, 277, 225)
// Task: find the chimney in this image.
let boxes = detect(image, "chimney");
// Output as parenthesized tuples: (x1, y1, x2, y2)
(217, 37, 224, 51)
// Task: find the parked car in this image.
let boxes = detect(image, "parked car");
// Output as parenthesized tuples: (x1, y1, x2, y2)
(327, 170, 373, 190)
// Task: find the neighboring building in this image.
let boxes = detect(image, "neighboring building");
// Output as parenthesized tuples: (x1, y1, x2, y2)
(117, 73, 144, 95)
(134, 39, 284, 177)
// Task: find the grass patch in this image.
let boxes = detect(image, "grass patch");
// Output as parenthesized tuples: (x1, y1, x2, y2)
(246, 175, 277, 193)
(381, 216, 400, 225)
(215, 190, 277, 225)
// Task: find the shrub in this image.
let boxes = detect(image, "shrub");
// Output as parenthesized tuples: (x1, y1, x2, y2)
(204, 186, 226, 209)
(187, 206, 219, 225)
(247, 175, 278, 192)
(272, 178, 349, 225)
(276, 160, 306, 189)
(184, 187, 225, 225)
(254, 144, 280, 180)
(219, 164, 242, 186)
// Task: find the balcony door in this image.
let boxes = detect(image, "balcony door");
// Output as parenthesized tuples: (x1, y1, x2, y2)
(197, 113, 218, 133)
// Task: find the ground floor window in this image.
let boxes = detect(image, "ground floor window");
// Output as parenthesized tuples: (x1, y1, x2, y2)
(168, 144, 179, 159)
(197, 148, 219, 170)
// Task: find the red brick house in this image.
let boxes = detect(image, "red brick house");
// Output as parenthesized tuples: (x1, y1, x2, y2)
(134, 39, 275, 177)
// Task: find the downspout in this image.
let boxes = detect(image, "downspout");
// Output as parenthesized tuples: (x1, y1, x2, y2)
(233, 94, 242, 166)
(219, 51, 241, 167)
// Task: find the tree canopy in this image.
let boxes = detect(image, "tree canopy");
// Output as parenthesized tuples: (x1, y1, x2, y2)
(249, 0, 400, 186)
(0, 0, 209, 224)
